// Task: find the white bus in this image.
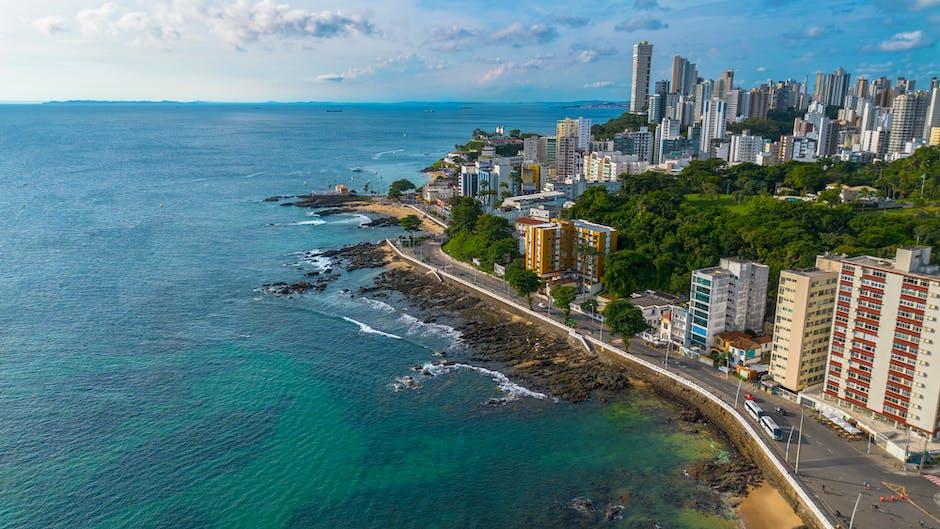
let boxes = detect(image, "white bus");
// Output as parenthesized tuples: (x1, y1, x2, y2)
(760, 416, 784, 441)
(744, 400, 765, 420)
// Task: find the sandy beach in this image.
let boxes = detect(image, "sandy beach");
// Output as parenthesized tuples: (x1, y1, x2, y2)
(737, 482, 803, 529)
(356, 200, 445, 235)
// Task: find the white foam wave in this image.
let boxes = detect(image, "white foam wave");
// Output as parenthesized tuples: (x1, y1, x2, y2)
(284, 219, 327, 226)
(362, 298, 397, 313)
(342, 317, 402, 339)
(421, 362, 547, 401)
(330, 213, 371, 227)
(289, 249, 332, 271)
(373, 148, 404, 159)
(399, 314, 462, 345)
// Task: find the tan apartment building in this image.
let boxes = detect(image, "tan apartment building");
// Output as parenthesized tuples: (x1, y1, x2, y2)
(523, 219, 617, 283)
(770, 268, 839, 393)
(819, 247, 940, 436)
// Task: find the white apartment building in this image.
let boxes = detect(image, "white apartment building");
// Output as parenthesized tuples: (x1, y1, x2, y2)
(688, 258, 769, 350)
(820, 247, 940, 437)
(729, 132, 766, 164)
(700, 97, 727, 156)
(583, 151, 640, 182)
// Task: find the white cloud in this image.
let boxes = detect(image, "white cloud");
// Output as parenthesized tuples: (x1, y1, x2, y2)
(756, 66, 767, 72)
(877, 30, 933, 52)
(204, 1, 376, 49)
(491, 22, 558, 46)
(571, 44, 618, 63)
(479, 55, 550, 84)
(314, 53, 444, 83)
(315, 73, 345, 82)
(613, 15, 668, 32)
(583, 81, 612, 88)
(33, 16, 68, 35)
(73, 2, 181, 46)
(913, 0, 940, 9)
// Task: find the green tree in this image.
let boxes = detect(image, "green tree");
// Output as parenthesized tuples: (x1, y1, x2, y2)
(507, 268, 542, 309)
(400, 214, 422, 245)
(603, 250, 655, 297)
(447, 196, 482, 235)
(603, 299, 649, 341)
(551, 285, 577, 324)
(387, 178, 416, 198)
(580, 297, 599, 317)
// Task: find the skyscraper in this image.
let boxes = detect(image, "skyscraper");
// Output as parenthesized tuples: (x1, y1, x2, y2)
(700, 97, 727, 155)
(813, 72, 827, 103)
(854, 77, 869, 99)
(888, 94, 915, 156)
(925, 85, 940, 140)
(716, 70, 734, 99)
(826, 67, 851, 107)
(671, 55, 697, 96)
(688, 258, 769, 350)
(630, 41, 653, 113)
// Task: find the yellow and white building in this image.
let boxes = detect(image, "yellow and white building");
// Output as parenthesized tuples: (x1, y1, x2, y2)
(523, 219, 617, 284)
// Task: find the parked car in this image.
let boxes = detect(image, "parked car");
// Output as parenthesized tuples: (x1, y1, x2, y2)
(774, 407, 787, 416)
(744, 393, 757, 401)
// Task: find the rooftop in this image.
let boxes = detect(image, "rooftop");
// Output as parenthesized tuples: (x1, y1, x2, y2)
(628, 289, 683, 308)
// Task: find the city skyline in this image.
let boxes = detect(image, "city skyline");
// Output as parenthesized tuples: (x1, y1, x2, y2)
(2, 0, 939, 102)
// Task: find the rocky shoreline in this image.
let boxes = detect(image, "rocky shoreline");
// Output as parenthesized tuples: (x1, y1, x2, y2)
(260, 237, 764, 516)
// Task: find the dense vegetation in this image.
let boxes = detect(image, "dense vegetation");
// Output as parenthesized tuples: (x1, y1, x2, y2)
(727, 109, 802, 140)
(591, 112, 653, 140)
(442, 197, 519, 271)
(387, 178, 416, 198)
(568, 150, 940, 298)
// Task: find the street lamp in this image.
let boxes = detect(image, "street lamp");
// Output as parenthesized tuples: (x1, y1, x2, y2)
(795, 405, 805, 475)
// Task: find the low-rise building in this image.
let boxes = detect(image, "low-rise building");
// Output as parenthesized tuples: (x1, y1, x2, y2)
(715, 331, 773, 366)
(628, 290, 683, 331)
(523, 219, 617, 284)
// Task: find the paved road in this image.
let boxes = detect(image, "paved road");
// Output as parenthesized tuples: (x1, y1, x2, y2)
(402, 235, 940, 529)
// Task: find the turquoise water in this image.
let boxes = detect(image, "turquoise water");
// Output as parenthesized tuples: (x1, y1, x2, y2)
(0, 103, 733, 529)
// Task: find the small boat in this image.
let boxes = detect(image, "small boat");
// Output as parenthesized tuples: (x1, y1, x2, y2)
(326, 109, 343, 113)
(351, 167, 363, 173)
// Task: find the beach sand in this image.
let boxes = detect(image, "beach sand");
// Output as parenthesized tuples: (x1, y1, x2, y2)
(737, 482, 803, 529)
(356, 201, 445, 235)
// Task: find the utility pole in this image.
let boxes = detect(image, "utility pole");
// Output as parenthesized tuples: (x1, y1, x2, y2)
(866, 433, 872, 454)
(786, 425, 795, 462)
(919, 435, 929, 474)
(848, 492, 862, 529)
(733, 377, 743, 409)
(665, 340, 671, 369)
(795, 405, 805, 475)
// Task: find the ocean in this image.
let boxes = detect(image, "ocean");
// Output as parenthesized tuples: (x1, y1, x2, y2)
(0, 103, 735, 529)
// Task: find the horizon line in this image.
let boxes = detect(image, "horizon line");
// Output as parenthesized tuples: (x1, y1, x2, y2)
(0, 99, 631, 106)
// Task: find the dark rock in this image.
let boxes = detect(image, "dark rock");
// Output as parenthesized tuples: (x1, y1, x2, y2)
(359, 216, 400, 228)
(570, 497, 595, 515)
(604, 504, 625, 521)
(280, 193, 369, 209)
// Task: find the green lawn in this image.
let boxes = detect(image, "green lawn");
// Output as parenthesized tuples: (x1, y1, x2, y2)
(685, 193, 752, 214)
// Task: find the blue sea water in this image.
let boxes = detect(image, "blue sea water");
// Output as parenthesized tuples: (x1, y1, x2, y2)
(0, 103, 735, 529)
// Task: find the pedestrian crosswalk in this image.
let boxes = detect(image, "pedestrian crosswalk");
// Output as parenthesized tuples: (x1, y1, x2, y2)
(923, 474, 940, 487)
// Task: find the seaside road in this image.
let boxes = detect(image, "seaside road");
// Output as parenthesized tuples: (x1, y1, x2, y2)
(404, 239, 940, 529)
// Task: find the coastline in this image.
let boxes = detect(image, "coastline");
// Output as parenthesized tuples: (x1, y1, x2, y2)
(363, 245, 789, 525)
(375, 240, 811, 529)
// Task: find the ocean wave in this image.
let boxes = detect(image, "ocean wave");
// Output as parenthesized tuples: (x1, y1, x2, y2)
(421, 361, 547, 401)
(373, 148, 404, 159)
(342, 317, 402, 339)
(330, 213, 371, 227)
(288, 249, 332, 271)
(362, 298, 397, 313)
(399, 314, 462, 346)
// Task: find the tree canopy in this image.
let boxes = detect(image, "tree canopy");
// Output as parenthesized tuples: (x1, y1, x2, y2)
(603, 300, 648, 340)
(387, 179, 416, 198)
(507, 266, 543, 308)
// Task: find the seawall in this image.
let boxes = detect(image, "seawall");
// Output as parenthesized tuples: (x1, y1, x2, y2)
(385, 239, 832, 529)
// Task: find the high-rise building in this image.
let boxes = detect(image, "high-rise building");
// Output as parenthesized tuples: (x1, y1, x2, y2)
(688, 258, 770, 350)
(930, 127, 940, 147)
(912, 91, 932, 141)
(614, 127, 654, 163)
(747, 86, 770, 119)
(630, 41, 653, 113)
(896, 77, 916, 96)
(555, 136, 578, 179)
(826, 67, 851, 107)
(523, 136, 540, 162)
(556, 117, 592, 151)
(693, 80, 714, 122)
(729, 131, 766, 164)
(716, 70, 734, 99)
(725, 89, 743, 123)
(770, 268, 839, 393)
(888, 94, 916, 156)
(926, 86, 940, 140)
(671, 55, 698, 96)
(700, 97, 727, 156)
(813, 72, 827, 103)
(819, 247, 940, 436)
(854, 77, 869, 99)
(647, 93, 664, 125)
(655, 117, 681, 164)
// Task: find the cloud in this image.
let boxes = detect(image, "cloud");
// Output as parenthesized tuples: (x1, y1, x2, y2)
(782, 24, 840, 40)
(315, 53, 445, 83)
(550, 15, 589, 28)
(425, 25, 480, 52)
(33, 16, 68, 35)
(479, 55, 551, 84)
(583, 81, 613, 88)
(912, 0, 940, 9)
(613, 15, 668, 32)
(74, 2, 180, 45)
(315, 73, 345, 82)
(491, 22, 559, 46)
(634, 0, 666, 9)
(205, 1, 376, 49)
(571, 44, 618, 63)
(876, 30, 933, 51)
(756, 66, 767, 72)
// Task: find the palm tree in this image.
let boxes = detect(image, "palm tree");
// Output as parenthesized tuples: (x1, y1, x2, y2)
(576, 242, 600, 292)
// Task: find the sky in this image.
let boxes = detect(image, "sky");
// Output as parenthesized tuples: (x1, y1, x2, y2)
(1, 0, 938, 102)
